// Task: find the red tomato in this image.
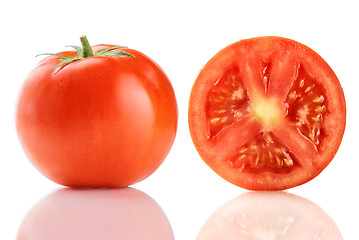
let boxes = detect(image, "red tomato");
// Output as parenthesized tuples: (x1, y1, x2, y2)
(188, 36, 346, 190)
(16, 36, 178, 188)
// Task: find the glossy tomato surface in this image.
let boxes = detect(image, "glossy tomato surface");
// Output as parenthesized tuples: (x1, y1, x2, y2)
(189, 36, 346, 190)
(16, 44, 177, 188)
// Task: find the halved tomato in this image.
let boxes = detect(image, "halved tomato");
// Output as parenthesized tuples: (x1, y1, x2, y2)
(188, 36, 346, 191)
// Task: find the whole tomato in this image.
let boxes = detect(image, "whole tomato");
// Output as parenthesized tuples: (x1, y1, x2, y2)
(16, 36, 178, 188)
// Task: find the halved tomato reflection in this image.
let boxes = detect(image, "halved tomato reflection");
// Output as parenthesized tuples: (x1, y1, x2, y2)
(196, 192, 342, 239)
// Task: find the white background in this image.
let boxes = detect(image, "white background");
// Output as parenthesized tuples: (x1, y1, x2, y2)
(1, 0, 358, 239)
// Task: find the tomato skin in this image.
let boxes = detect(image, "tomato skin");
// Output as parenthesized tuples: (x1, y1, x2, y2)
(16, 45, 178, 188)
(189, 36, 346, 191)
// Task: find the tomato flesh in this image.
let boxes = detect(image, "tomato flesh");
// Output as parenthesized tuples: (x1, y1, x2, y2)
(189, 36, 346, 190)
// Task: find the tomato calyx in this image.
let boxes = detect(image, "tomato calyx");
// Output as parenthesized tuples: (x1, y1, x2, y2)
(36, 35, 135, 69)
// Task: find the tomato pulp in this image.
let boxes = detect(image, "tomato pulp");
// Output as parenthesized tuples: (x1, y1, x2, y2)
(16, 38, 178, 188)
(189, 36, 346, 190)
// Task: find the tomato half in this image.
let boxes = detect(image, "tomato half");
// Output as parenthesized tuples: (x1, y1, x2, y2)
(189, 36, 346, 190)
(16, 37, 178, 188)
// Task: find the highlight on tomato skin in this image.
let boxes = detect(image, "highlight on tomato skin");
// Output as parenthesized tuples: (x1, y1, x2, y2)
(16, 36, 178, 188)
(188, 36, 346, 191)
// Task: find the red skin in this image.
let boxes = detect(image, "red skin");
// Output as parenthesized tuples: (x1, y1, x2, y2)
(16, 44, 178, 187)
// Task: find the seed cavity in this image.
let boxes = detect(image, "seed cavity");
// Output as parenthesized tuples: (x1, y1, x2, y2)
(284, 65, 326, 148)
(229, 132, 300, 174)
(206, 65, 250, 138)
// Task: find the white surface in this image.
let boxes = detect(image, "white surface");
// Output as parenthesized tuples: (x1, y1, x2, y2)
(1, 0, 358, 239)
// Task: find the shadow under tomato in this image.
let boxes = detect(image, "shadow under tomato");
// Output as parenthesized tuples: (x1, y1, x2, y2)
(17, 187, 174, 240)
(196, 191, 342, 240)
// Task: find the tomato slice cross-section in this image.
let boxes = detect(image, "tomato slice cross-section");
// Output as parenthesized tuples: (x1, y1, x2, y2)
(188, 36, 346, 190)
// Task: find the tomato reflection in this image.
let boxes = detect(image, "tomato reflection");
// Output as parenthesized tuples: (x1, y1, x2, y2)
(196, 192, 342, 240)
(17, 187, 174, 240)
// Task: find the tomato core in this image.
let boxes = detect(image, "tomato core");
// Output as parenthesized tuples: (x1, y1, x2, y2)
(252, 98, 282, 125)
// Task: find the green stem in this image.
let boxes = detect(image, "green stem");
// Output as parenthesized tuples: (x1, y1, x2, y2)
(80, 35, 93, 58)
(37, 35, 134, 70)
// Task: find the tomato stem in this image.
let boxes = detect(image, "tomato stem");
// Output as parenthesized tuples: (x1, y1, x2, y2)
(80, 35, 94, 58)
(36, 36, 134, 70)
